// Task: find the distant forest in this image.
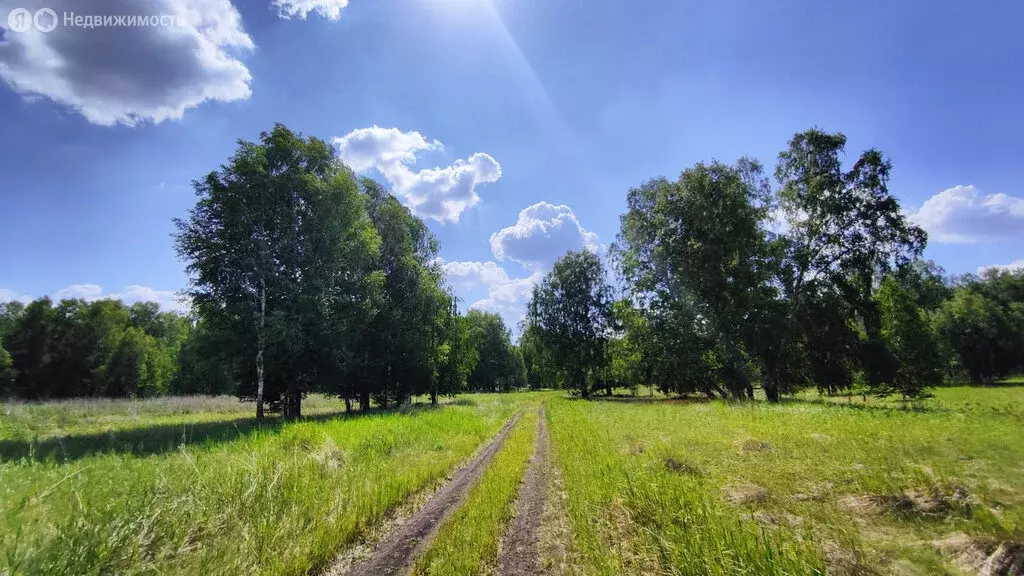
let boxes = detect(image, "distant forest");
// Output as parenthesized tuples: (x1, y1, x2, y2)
(1, 126, 1021, 413)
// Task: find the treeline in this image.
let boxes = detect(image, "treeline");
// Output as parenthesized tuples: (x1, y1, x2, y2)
(523, 129, 1024, 400)
(4, 125, 1019, 408)
(0, 299, 190, 398)
(0, 126, 527, 410)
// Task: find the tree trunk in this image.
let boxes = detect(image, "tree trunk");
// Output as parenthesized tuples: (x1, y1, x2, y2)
(345, 395, 352, 412)
(292, 390, 301, 418)
(255, 280, 266, 419)
(763, 378, 779, 402)
(360, 390, 370, 411)
(579, 364, 589, 399)
(430, 390, 437, 405)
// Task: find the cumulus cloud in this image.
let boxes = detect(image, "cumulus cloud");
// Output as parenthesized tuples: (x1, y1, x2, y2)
(442, 260, 511, 291)
(0, 0, 254, 126)
(53, 284, 189, 313)
(272, 0, 349, 20)
(489, 202, 600, 270)
(978, 259, 1024, 275)
(440, 260, 540, 330)
(54, 284, 105, 301)
(334, 126, 501, 223)
(910, 185, 1024, 244)
(0, 288, 33, 304)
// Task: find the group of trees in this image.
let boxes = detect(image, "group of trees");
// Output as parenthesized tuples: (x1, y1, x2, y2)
(3, 125, 1020, 408)
(173, 125, 526, 417)
(1, 125, 529, 412)
(524, 129, 1024, 401)
(0, 299, 190, 399)
(934, 269, 1024, 384)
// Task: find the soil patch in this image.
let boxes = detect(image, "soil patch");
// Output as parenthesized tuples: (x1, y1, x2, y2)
(722, 483, 769, 505)
(330, 412, 522, 576)
(499, 405, 549, 576)
(934, 533, 1024, 576)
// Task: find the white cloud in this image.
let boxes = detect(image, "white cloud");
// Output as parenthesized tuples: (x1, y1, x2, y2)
(470, 272, 542, 331)
(54, 284, 105, 301)
(52, 284, 189, 313)
(0, 0, 254, 126)
(334, 126, 501, 223)
(910, 185, 1024, 244)
(978, 259, 1024, 275)
(272, 0, 349, 20)
(489, 202, 600, 270)
(440, 260, 540, 330)
(0, 289, 33, 304)
(442, 260, 510, 290)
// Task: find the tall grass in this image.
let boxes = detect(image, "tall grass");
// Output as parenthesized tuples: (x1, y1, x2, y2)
(548, 400, 824, 576)
(413, 402, 541, 575)
(546, 386, 1024, 575)
(0, 394, 348, 445)
(0, 394, 525, 575)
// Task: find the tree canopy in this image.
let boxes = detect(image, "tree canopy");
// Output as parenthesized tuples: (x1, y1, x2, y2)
(4, 124, 1022, 407)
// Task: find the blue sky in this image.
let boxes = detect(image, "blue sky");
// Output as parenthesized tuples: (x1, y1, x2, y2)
(1, 0, 1022, 328)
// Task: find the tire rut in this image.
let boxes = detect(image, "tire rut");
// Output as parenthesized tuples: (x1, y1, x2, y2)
(498, 404, 549, 576)
(335, 411, 522, 576)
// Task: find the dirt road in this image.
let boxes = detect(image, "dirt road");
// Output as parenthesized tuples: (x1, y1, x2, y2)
(498, 405, 549, 576)
(335, 411, 522, 576)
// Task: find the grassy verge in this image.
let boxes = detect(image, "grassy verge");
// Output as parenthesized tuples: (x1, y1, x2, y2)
(546, 386, 1023, 575)
(0, 394, 526, 575)
(412, 401, 542, 575)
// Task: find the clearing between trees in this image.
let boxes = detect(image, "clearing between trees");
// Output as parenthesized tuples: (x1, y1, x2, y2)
(1, 387, 1021, 575)
(333, 410, 521, 575)
(498, 405, 550, 576)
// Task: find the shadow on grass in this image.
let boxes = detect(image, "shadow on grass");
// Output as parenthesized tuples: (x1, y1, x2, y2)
(567, 393, 712, 405)
(985, 376, 1024, 388)
(576, 392, 945, 413)
(776, 396, 942, 414)
(0, 402, 442, 464)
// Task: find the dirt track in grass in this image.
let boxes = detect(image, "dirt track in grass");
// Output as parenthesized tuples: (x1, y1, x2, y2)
(498, 405, 549, 576)
(331, 411, 522, 576)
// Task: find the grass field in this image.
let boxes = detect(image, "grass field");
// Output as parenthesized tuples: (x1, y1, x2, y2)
(1, 386, 1021, 575)
(543, 386, 1024, 575)
(413, 402, 540, 575)
(0, 394, 527, 575)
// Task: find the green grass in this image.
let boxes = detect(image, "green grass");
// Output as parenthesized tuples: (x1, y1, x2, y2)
(2, 387, 1020, 575)
(0, 394, 526, 575)
(413, 400, 542, 576)
(545, 386, 1024, 575)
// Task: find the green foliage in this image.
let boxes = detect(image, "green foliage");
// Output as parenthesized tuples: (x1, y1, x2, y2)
(340, 179, 461, 409)
(615, 158, 775, 399)
(935, 270, 1024, 383)
(0, 297, 188, 400)
(607, 300, 649, 394)
(463, 310, 523, 392)
(875, 276, 943, 399)
(519, 322, 560, 390)
(0, 344, 14, 395)
(175, 125, 385, 417)
(171, 318, 236, 395)
(613, 128, 948, 401)
(526, 250, 614, 398)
